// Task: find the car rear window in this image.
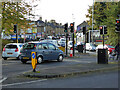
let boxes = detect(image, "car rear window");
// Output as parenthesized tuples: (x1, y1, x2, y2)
(23, 43, 35, 49)
(5, 45, 17, 49)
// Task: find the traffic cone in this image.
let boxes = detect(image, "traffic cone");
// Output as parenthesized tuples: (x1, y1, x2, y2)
(70, 48, 73, 57)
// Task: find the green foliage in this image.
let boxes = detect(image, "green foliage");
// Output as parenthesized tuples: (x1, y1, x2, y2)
(86, 2, 120, 46)
(2, 1, 34, 35)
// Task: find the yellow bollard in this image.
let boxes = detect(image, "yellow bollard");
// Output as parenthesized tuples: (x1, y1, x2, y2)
(31, 52, 37, 72)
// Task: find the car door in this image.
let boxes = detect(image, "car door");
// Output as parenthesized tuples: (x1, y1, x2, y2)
(48, 43, 58, 60)
(40, 43, 49, 60)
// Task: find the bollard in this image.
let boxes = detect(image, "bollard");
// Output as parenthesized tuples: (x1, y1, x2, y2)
(70, 48, 73, 57)
(31, 52, 37, 72)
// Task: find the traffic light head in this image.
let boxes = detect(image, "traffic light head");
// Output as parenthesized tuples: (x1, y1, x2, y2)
(99, 26, 103, 34)
(115, 19, 120, 32)
(70, 23, 74, 33)
(14, 24, 17, 33)
(104, 26, 107, 34)
(64, 23, 68, 32)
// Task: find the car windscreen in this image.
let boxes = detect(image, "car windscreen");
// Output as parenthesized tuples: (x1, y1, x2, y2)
(107, 45, 114, 48)
(5, 45, 17, 49)
(23, 43, 35, 49)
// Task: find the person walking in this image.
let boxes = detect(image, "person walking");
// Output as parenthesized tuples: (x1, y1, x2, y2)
(115, 43, 120, 60)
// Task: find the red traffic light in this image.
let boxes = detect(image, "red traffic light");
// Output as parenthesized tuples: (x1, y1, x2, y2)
(117, 20, 120, 23)
(99, 26, 103, 29)
(70, 23, 73, 26)
(116, 19, 120, 23)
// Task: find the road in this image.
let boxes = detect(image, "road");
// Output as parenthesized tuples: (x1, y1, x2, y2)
(2, 52, 97, 78)
(2, 70, 119, 88)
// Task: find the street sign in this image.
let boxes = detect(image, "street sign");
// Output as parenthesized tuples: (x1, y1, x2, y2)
(31, 52, 37, 72)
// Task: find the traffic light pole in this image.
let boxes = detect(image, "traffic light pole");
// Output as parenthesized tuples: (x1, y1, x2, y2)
(84, 32, 86, 53)
(16, 2, 18, 43)
(73, 32, 75, 56)
(66, 33, 68, 56)
(103, 26, 105, 49)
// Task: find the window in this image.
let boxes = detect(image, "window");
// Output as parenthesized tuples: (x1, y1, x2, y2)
(38, 44, 42, 49)
(42, 44, 48, 49)
(5, 45, 17, 49)
(48, 44, 56, 50)
(23, 43, 35, 49)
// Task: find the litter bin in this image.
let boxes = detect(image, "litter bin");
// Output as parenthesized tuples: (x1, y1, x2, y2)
(77, 45, 84, 53)
(98, 49, 108, 64)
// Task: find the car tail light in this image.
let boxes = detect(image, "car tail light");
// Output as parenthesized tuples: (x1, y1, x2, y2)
(15, 48, 19, 52)
(3, 48, 5, 52)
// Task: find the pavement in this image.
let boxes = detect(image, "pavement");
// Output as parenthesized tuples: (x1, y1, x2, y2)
(22, 53, 120, 79)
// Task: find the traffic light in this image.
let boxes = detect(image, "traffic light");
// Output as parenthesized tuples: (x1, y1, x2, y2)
(83, 27, 86, 34)
(64, 23, 68, 32)
(115, 19, 120, 32)
(70, 23, 74, 33)
(99, 26, 103, 34)
(104, 26, 107, 34)
(14, 24, 17, 33)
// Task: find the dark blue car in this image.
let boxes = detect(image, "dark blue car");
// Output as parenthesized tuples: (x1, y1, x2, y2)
(19, 42, 64, 64)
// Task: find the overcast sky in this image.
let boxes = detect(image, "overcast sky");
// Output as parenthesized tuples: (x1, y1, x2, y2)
(30, 0, 93, 28)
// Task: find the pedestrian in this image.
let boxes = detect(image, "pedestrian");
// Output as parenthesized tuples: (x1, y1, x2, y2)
(115, 43, 120, 60)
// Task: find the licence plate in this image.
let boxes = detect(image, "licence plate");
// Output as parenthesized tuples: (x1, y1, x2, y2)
(7, 53, 13, 54)
(23, 57, 29, 59)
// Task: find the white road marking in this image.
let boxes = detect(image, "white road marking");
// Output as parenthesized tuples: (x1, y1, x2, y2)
(0, 77, 7, 83)
(2, 79, 47, 87)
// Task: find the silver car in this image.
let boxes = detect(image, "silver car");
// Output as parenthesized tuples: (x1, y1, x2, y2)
(2, 43, 24, 60)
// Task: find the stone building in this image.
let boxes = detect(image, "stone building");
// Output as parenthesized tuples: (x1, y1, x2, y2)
(36, 17, 64, 39)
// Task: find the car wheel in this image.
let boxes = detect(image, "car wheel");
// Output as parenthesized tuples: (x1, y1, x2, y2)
(57, 55, 63, 62)
(3, 57, 7, 60)
(21, 60, 27, 64)
(37, 56, 43, 64)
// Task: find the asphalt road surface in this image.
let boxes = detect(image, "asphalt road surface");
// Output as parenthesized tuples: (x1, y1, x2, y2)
(2, 54, 97, 78)
(2, 70, 119, 88)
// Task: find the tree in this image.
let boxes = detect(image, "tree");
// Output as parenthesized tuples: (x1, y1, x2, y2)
(1, 0, 38, 35)
(86, 2, 120, 46)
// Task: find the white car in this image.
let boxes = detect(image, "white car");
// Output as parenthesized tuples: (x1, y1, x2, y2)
(86, 43, 96, 51)
(58, 38, 66, 47)
(68, 41, 77, 50)
(40, 39, 60, 47)
(2, 43, 24, 60)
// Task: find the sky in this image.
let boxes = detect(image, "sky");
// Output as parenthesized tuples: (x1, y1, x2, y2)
(30, 0, 93, 28)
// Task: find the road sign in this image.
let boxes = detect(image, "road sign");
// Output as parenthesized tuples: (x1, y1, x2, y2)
(31, 52, 37, 72)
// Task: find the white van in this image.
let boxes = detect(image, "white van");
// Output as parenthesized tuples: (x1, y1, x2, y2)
(86, 43, 96, 51)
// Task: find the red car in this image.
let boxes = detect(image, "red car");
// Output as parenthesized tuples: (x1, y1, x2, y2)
(96, 44, 115, 54)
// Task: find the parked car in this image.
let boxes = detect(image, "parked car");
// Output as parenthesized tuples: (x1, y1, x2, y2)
(40, 39, 60, 47)
(2, 43, 24, 60)
(96, 44, 115, 54)
(86, 43, 96, 51)
(58, 38, 66, 47)
(19, 42, 64, 64)
(68, 41, 77, 50)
